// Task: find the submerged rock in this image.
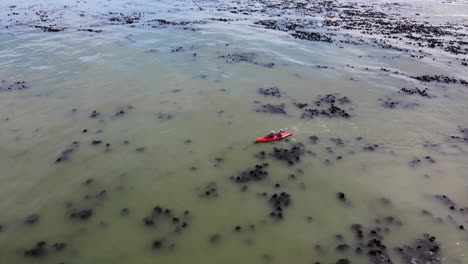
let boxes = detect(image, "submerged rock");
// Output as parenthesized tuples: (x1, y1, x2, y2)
(256, 103, 286, 114)
(69, 209, 93, 221)
(270, 143, 305, 166)
(55, 141, 79, 163)
(0, 81, 29, 92)
(268, 192, 291, 220)
(24, 214, 40, 225)
(258, 87, 281, 97)
(229, 163, 269, 184)
(24, 241, 47, 258)
(199, 182, 219, 199)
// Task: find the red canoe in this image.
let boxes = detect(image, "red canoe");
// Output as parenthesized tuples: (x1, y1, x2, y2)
(254, 132, 293, 142)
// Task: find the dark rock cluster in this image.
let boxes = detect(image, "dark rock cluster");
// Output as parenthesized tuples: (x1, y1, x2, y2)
(412, 75, 467, 86)
(268, 192, 291, 220)
(432, 194, 468, 214)
(0, 80, 29, 92)
(157, 113, 174, 121)
(378, 96, 419, 110)
(229, 163, 269, 184)
(301, 94, 352, 119)
(55, 141, 79, 163)
(256, 103, 286, 114)
(270, 143, 305, 166)
(395, 234, 442, 264)
(107, 12, 142, 25)
(24, 241, 67, 258)
(398, 87, 431, 98)
(143, 206, 189, 231)
(69, 209, 93, 221)
(258, 87, 281, 97)
(199, 182, 219, 199)
(301, 105, 351, 119)
(290, 31, 333, 43)
(408, 156, 435, 167)
(219, 53, 275, 68)
(449, 127, 468, 143)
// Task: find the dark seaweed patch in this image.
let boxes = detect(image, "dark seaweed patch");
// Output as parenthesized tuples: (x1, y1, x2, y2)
(270, 143, 305, 166)
(256, 103, 286, 114)
(448, 127, 468, 144)
(157, 113, 173, 121)
(378, 96, 419, 109)
(412, 75, 467, 86)
(309, 136, 319, 144)
(336, 192, 347, 202)
(398, 87, 431, 98)
(69, 209, 93, 221)
(293, 102, 309, 109)
(35, 25, 66, 32)
(301, 94, 352, 119)
(291, 31, 333, 43)
(199, 182, 218, 199)
(84, 189, 107, 201)
(23, 240, 65, 257)
(229, 163, 269, 184)
(83, 178, 93, 185)
(0, 81, 29, 92)
(336, 243, 350, 252)
(142, 206, 189, 233)
(220, 53, 255, 63)
(432, 194, 468, 214)
(258, 87, 281, 97)
(214, 157, 224, 167)
(315, 94, 351, 106)
(395, 234, 441, 264)
(89, 110, 101, 119)
(409, 156, 435, 167)
(55, 141, 79, 163)
(330, 138, 346, 147)
(379, 97, 399, 109)
(171, 47, 184, 52)
(219, 53, 275, 68)
(362, 144, 380, 152)
(379, 197, 392, 206)
(408, 158, 421, 167)
(121, 208, 130, 216)
(24, 241, 47, 258)
(209, 234, 221, 244)
(77, 28, 103, 33)
(114, 105, 134, 117)
(52, 242, 67, 251)
(91, 140, 102, 145)
(336, 259, 350, 264)
(107, 12, 142, 25)
(24, 214, 39, 225)
(135, 147, 145, 152)
(268, 192, 291, 220)
(152, 239, 164, 249)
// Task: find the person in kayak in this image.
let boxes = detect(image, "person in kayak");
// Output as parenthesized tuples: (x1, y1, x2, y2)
(275, 129, 284, 137)
(266, 131, 276, 139)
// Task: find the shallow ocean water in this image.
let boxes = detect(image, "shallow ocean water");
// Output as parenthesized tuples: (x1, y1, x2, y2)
(1, 0, 468, 263)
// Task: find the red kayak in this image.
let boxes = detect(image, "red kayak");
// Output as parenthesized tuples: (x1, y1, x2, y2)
(254, 132, 293, 142)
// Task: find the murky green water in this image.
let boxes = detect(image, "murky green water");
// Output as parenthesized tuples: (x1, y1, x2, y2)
(1, 0, 468, 263)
